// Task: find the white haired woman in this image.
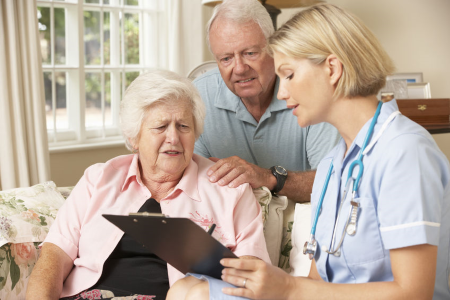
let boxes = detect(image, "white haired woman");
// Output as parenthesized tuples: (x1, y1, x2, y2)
(217, 3, 450, 300)
(26, 70, 270, 300)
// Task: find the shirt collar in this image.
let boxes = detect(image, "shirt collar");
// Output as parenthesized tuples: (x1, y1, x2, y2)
(214, 76, 288, 124)
(164, 157, 201, 202)
(122, 154, 201, 202)
(122, 154, 145, 191)
(353, 100, 399, 150)
(340, 99, 399, 165)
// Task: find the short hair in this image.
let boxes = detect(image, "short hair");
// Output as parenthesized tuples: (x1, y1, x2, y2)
(120, 70, 206, 151)
(206, 0, 274, 50)
(268, 3, 395, 98)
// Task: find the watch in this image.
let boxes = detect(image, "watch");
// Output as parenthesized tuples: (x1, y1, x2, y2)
(270, 166, 288, 194)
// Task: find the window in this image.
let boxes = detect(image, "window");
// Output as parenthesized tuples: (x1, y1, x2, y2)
(37, 0, 164, 150)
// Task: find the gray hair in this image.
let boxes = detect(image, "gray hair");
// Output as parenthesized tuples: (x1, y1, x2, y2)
(206, 0, 274, 50)
(120, 70, 206, 151)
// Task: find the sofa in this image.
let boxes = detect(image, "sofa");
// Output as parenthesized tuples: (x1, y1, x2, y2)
(0, 181, 312, 299)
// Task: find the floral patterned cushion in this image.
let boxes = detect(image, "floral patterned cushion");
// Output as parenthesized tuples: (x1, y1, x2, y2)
(0, 242, 40, 300)
(0, 181, 67, 300)
(0, 181, 66, 247)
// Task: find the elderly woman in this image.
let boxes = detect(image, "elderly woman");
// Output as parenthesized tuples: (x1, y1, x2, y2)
(26, 70, 270, 300)
(217, 4, 450, 300)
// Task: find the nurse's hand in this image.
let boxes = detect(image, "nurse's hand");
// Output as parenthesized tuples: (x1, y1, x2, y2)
(220, 258, 296, 299)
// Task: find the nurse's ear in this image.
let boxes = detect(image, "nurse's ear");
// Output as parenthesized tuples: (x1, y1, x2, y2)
(325, 54, 343, 86)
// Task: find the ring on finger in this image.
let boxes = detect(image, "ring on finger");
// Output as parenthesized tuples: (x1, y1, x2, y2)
(242, 278, 247, 288)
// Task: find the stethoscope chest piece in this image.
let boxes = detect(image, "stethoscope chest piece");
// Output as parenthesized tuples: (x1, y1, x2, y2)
(303, 236, 317, 260)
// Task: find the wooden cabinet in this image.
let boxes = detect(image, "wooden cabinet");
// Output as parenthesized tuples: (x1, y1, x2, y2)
(396, 98, 450, 134)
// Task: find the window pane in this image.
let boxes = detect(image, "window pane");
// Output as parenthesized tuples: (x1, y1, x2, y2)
(84, 0, 100, 3)
(84, 11, 101, 65)
(104, 0, 110, 4)
(44, 72, 53, 130)
(38, 7, 51, 64)
(104, 12, 110, 65)
(55, 72, 68, 129)
(124, 13, 139, 64)
(125, 0, 138, 5)
(105, 72, 112, 126)
(54, 8, 66, 65)
(85, 72, 102, 127)
(126, 71, 139, 90)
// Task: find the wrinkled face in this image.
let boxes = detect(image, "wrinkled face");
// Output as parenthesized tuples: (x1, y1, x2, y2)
(209, 18, 276, 100)
(274, 52, 334, 128)
(135, 101, 196, 179)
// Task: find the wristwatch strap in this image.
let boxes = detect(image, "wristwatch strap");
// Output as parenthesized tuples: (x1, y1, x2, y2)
(270, 166, 287, 194)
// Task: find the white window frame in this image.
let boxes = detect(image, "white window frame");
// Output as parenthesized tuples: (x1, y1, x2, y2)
(37, 0, 164, 152)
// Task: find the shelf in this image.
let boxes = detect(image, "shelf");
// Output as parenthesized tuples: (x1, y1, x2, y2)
(396, 98, 450, 134)
(423, 124, 450, 134)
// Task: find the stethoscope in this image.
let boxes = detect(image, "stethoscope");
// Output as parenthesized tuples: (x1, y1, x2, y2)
(303, 101, 401, 260)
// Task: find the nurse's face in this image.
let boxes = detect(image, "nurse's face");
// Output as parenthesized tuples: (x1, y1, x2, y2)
(274, 52, 335, 128)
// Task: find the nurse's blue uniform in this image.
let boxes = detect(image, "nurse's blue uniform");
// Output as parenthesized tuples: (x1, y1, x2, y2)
(311, 100, 450, 299)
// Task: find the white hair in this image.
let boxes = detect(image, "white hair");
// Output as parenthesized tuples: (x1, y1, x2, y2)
(206, 0, 274, 50)
(120, 70, 206, 151)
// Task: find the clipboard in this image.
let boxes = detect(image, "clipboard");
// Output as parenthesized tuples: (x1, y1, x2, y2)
(103, 214, 237, 279)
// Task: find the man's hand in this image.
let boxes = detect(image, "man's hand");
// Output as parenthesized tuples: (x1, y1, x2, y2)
(208, 156, 316, 203)
(207, 156, 276, 190)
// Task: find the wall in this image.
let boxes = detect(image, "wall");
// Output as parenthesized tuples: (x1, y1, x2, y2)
(50, 145, 129, 187)
(278, 0, 450, 98)
(277, 0, 450, 160)
(49, 0, 450, 187)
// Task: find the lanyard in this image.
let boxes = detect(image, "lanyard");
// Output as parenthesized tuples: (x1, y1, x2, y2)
(304, 102, 401, 260)
(311, 102, 401, 236)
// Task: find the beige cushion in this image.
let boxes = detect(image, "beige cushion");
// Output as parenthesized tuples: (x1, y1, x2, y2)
(289, 202, 313, 277)
(278, 198, 296, 272)
(253, 187, 288, 266)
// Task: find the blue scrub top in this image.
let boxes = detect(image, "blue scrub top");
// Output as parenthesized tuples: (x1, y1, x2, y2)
(311, 100, 450, 299)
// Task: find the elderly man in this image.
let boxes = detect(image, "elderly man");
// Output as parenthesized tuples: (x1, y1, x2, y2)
(193, 0, 340, 203)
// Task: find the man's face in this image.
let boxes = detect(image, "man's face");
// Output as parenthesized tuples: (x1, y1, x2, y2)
(209, 18, 276, 101)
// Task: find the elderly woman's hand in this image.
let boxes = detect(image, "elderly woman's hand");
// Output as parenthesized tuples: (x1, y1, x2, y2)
(220, 258, 297, 300)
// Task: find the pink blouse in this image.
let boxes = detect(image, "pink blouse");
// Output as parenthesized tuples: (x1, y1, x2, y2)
(44, 153, 270, 297)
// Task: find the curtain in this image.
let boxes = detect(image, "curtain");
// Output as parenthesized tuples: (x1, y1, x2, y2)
(0, 0, 51, 190)
(165, 0, 206, 76)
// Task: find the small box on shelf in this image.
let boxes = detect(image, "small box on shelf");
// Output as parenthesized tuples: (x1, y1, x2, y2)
(396, 98, 450, 134)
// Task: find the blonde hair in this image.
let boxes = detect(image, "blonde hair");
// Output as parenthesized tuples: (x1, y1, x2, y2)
(120, 70, 206, 151)
(268, 3, 395, 98)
